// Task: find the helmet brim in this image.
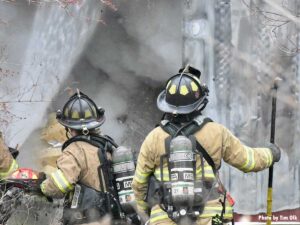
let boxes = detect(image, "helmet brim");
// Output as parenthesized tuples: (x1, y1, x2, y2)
(57, 116, 105, 131)
(157, 91, 207, 114)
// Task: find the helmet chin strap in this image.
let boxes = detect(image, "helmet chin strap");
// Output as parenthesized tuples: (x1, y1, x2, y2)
(197, 98, 208, 112)
(166, 113, 193, 124)
(165, 108, 204, 124)
(65, 127, 72, 139)
(64, 125, 101, 138)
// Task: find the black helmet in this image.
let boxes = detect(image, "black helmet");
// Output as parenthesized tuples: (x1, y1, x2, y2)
(56, 91, 105, 134)
(157, 66, 209, 114)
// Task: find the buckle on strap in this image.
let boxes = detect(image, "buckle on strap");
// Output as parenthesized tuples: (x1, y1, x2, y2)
(160, 120, 169, 126)
(193, 115, 205, 126)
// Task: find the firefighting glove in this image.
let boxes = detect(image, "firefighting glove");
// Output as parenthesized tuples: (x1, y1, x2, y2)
(269, 143, 281, 163)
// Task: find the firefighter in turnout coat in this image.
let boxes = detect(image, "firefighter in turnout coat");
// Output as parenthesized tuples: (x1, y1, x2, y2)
(0, 133, 18, 179)
(132, 66, 281, 225)
(40, 91, 123, 224)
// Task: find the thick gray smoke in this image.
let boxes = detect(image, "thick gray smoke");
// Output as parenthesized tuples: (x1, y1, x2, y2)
(0, 0, 299, 218)
(0, 0, 102, 167)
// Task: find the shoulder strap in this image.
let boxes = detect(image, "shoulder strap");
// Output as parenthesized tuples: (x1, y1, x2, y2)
(195, 141, 217, 173)
(62, 134, 118, 151)
(100, 135, 118, 148)
(160, 116, 216, 172)
(184, 116, 213, 136)
(159, 120, 180, 137)
(159, 115, 213, 136)
(97, 143, 109, 192)
(61, 134, 118, 194)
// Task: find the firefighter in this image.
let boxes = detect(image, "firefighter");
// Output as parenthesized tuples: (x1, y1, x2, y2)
(132, 66, 281, 225)
(40, 91, 137, 224)
(0, 132, 18, 179)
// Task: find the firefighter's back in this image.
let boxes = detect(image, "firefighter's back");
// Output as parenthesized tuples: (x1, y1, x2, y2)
(61, 141, 102, 191)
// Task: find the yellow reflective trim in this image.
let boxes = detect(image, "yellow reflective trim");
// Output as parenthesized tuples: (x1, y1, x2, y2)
(134, 168, 151, 184)
(248, 147, 255, 171)
(196, 166, 214, 173)
(51, 170, 73, 193)
(261, 148, 272, 167)
(40, 181, 46, 194)
(154, 168, 169, 181)
(150, 208, 169, 223)
(200, 213, 233, 218)
(71, 111, 80, 119)
(137, 200, 148, 206)
(191, 81, 199, 91)
(51, 173, 65, 193)
(241, 147, 255, 172)
(59, 171, 73, 191)
(241, 148, 250, 169)
(0, 159, 19, 178)
(169, 84, 177, 94)
(151, 208, 164, 214)
(261, 149, 268, 167)
(267, 148, 273, 167)
(136, 200, 148, 210)
(180, 85, 189, 95)
(196, 165, 215, 179)
(200, 206, 233, 218)
(196, 173, 215, 179)
(85, 110, 92, 118)
(11, 159, 18, 172)
(150, 214, 169, 223)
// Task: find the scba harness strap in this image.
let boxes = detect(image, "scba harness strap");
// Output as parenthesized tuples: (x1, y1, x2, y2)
(62, 135, 124, 219)
(160, 116, 216, 172)
(62, 134, 118, 151)
(159, 116, 228, 223)
(62, 134, 119, 192)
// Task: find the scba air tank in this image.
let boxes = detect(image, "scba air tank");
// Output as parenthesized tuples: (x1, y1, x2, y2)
(169, 135, 196, 208)
(112, 146, 136, 214)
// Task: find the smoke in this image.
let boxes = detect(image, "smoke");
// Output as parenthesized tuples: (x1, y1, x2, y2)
(0, 2, 36, 142)
(49, 0, 183, 151)
(218, 0, 300, 214)
(0, 0, 107, 167)
(1, 0, 300, 218)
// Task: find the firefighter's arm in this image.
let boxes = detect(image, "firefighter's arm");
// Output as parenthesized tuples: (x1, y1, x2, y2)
(0, 136, 18, 179)
(40, 147, 81, 198)
(132, 133, 156, 214)
(222, 126, 273, 172)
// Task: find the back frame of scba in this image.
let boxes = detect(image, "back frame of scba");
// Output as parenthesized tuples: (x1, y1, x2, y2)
(154, 115, 233, 225)
(61, 134, 140, 225)
(159, 134, 207, 221)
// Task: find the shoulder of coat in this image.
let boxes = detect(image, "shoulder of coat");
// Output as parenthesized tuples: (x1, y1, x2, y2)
(75, 141, 95, 147)
(146, 126, 169, 140)
(63, 141, 97, 155)
(203, 121, 221, 129)
(193, 120, 224, 135)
